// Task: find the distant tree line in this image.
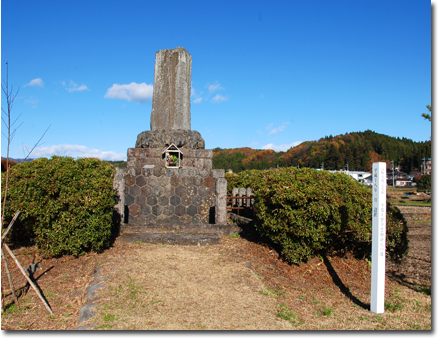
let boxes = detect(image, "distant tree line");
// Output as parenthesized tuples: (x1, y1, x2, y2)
(213, 130, 431, 174)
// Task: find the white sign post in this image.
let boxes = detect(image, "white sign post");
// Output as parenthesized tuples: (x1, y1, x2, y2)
(371, 162, 387, 313)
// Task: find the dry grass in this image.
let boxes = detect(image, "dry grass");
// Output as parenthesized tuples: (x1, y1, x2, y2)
(1, 221, 432, 331)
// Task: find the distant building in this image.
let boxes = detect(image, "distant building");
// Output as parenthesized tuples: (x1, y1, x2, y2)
(386, 170, 416, 187)
(421, 158, 431, 175)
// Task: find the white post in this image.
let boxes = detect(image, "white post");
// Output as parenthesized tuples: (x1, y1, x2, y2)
(371, 162, 387, 313)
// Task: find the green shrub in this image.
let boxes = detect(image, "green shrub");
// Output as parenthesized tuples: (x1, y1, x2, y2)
(226, 167, 408, 265)
(413, 175, 431, 192)
(1, 156, 117, 257)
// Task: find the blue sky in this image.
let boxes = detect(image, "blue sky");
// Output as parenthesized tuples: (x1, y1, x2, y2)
(1, 0, 432, 161)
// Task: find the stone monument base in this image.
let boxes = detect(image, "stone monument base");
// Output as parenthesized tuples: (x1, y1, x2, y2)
(118, 223, 241, 246)
(135, 129, 205, 149)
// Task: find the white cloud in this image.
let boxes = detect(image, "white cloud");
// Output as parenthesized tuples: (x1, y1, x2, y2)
(191, 86, 203, 103)
(266, 123, 273, 130)
(208, 83, 224, 93)
(32, 144, 127, 161)
(269, 122, 290, 135)
(25, 96, 39, 107)
(212, 94, 228, 103)
(65, 80, 89, 92)
(104, 82, 153, 103)
(25, 78, 44, 87)
(262, 141, 302, 152)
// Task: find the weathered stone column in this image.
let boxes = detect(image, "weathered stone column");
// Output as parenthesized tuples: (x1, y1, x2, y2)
(150, 47, 191, 131)
(215, 177, 228, 225)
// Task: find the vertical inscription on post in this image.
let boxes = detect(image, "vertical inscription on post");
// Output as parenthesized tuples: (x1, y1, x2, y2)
(371, 162, 387, 314)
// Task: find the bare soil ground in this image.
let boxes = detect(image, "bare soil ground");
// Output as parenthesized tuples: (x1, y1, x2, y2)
(1, 212, 431, 330)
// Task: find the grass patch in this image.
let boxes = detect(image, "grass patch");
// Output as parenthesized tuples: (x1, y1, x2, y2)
(389, 200, 431, 207)
(413, 285, 431, 295)
(227, 233, 240, 238)
(322, 306, 333, 317)
(384, 300, 404, 313)
(101, 312, 118, 322)
(276, 304, 301, 326)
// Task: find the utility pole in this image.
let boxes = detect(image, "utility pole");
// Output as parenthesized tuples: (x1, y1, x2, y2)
(391, 160, 395, 187)
(321, 162, 324, 170)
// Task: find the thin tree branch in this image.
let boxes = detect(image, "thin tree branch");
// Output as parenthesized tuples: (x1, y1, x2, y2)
(1, 248, 19, 305)
(3, 243, 53, 315)
(1, 210, 21, 245)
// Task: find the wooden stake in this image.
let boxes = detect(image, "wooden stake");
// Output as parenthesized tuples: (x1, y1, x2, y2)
(3, 243, 53, 315)
(1, 210, 21, 245)
(1, 248, 19, 305)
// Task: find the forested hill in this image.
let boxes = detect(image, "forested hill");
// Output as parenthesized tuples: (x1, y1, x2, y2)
(212, 130, 431, 174)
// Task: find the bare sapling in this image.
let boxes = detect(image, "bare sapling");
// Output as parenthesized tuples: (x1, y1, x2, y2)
(1, 62, 52, 314)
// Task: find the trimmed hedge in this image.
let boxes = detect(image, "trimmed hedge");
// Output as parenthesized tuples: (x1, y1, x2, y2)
(1, 156, 117, 257)
(226, 167, 408, 265)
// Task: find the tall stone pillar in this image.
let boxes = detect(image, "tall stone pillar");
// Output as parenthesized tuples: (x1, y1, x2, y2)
(150, 47, 191, 131)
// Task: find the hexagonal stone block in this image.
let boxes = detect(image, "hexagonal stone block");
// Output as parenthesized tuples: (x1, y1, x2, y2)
(180, 215, 192, 223)
(170, 195, 180, 206)
(175, 204, 185, 216)
(201, 214, 210, 224)
(140, 204, 151, 215)
(124, 186, 130, 195)
(162, 185, 174, 197)
(169, 215, 180, 223)
(177, 168, 186, 177)
(204, 177, 214, 187)
(175, 185, 187, 197)
(165, 169, 175, 177)
(135, 214, 147, 225)
(134, 195, 146, 206)
(153, 185, 164, 196)
(187, 168, 197, 177)
(199, 168, 209, 178)
(129, 204, 140, 217)
(158, 195, 169, 206)
(129, 185, 141, 197)
(148, 176, 159, 187)
(163, 205, 174, 216)
(187, 185, 197, 196)
(192, 195, 202, 206)
(198, 186, 208, 197)
(191, 176, 204, 187)
(125, 175, 135, 187)
(192, 215, 203, 224)
(159, 176, 170, 187)
(187, 205, 197, 217)
(170, 175, 181, 187)
(198, 205, 209, 216)
(145, 214, 157, 223)
(141, 185, 153, 197)
(136, 176, 147, 187)
(153, 168, 164, 177)
(180, 195, 192, 206)
(181, 176, 192, 187)
(147, 196, 158, 206)
(204, 195, 215, 206)
(152, 205, 162, 216)
(125, 194, 135, 206)
(143, 168, 154, 176)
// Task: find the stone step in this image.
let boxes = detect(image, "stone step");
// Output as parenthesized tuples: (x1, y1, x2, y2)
(120, 223, 241, 237)
(117, 232, 221, 246)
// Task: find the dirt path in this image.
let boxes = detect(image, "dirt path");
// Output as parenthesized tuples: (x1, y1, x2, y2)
(1, 216, 431, 330)
(88, 241, 295, 330)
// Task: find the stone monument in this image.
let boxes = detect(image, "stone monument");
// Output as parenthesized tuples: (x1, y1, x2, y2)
(115, 47, 239, 245)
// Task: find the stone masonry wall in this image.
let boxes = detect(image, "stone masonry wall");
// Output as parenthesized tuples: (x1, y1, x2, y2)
(124, 167, 225, 225)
